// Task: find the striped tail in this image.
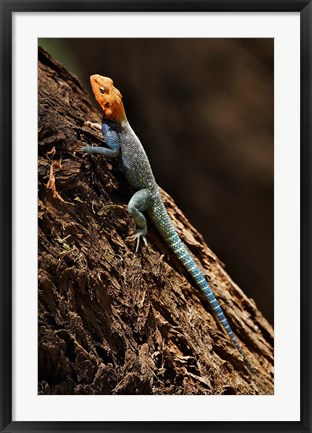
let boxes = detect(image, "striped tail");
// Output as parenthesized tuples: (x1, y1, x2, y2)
(149, 197, 251, 369)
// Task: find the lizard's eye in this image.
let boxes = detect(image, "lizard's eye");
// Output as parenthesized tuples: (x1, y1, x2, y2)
(99, 86, 105, 94)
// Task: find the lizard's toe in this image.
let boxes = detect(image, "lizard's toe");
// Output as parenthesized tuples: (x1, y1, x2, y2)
(128, 229, 147, 252)
(84, 120, 102, 130)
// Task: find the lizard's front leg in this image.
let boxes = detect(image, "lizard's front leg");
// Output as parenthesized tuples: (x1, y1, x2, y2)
(128, 189, 151, 252)
(82, 145, 119, 158)
(82, 122, 120, 158)
(84, 120, 102, 130)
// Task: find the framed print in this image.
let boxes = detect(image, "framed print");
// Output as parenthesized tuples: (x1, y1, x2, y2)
(1, 1, 311, 432)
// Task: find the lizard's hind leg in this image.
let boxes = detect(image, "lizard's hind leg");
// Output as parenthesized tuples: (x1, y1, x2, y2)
(128, 189, 151, 252)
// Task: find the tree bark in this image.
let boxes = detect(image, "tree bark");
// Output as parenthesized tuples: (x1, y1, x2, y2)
(38, 46, 274, 395)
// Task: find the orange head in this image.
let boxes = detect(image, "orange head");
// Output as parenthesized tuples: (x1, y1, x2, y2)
(90, 74, 126, 122)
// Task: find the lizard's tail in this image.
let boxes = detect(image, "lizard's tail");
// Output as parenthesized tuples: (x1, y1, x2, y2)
(149, 198, 251, 370)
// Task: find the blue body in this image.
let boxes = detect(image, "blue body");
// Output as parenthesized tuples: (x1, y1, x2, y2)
(83, 118, 251, 369)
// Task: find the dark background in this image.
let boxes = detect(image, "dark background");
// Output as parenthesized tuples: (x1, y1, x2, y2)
(39, 38, 274, 324)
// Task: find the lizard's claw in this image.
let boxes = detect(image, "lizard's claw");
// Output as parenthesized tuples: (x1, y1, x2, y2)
(128, 229, 147, 252)
(84, 120, 102, 130)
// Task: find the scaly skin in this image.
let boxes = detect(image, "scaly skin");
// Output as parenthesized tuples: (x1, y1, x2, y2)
(82, 74, 251, 371)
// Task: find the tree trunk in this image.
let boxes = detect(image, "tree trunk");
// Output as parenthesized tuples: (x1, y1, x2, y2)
(38, 46, 274, 395)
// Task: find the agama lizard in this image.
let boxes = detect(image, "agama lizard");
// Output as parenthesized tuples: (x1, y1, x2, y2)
(82, 74, 251, 370)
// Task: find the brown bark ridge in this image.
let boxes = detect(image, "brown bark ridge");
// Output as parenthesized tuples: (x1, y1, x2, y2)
(38, 46, 274, 395)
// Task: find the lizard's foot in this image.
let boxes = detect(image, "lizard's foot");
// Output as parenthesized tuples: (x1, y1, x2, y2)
(80, 145, 95, 153)
(84, 120, 102, 130)
(128, 229, 147, 252)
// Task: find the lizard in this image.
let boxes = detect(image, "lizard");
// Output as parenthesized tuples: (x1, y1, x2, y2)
(81, 74, 252, 371)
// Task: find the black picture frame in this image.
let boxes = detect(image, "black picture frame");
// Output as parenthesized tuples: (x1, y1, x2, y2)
(1, 1, 311, 432)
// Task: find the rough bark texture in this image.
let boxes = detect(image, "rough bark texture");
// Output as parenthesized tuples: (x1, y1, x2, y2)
(38, 47, 274, 395)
